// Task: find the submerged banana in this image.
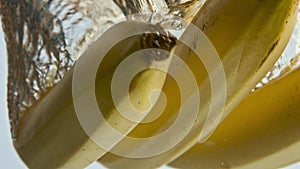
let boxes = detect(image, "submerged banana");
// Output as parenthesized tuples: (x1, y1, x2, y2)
(14, 22, 173, 169)
(170, 65, 300, 169)
(13, 0, 299, 168)
(99, 0, 299, 168)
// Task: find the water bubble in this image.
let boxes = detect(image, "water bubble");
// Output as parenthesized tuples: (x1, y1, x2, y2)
(171, 19, 183, 30)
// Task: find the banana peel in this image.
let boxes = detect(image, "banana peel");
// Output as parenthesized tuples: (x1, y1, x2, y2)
(99, 0, 299, 168)
(170, 65, 300, 169)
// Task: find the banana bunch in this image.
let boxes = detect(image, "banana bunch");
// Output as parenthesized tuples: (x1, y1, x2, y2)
(12, 0, 299, 169)
(99, 0, 299, 168)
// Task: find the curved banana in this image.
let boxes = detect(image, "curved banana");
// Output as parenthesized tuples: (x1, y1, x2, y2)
(14, 22, 172, 169)
(170, 65, 300, 169)
(99, 0, 299, 168)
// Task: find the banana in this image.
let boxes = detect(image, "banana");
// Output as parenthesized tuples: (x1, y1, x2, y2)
(14, 22, 173, 169)
(99, 0, 299, 168)
(14, 0, 298, 168)
(170, 65, 300, 169)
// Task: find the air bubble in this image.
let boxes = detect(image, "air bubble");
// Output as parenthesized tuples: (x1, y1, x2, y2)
(171, 19, 183, 30)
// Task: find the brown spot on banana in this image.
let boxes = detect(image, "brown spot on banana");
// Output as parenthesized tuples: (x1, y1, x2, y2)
(259, 39, 279, 69)
(266, 40, 279, 57)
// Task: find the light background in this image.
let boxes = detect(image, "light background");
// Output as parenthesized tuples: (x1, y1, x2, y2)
(0, 19, 300, 169)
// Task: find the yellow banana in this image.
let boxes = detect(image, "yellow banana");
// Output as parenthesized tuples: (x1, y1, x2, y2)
(99, 0, 299, 168)
(14, 22, 173, 169)
(170, 65, 300, 169)
(13, 0, 298, 168)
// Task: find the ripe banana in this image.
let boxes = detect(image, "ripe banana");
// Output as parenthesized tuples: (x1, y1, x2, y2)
(99, 0, 299, 168)
(13, 0, 298, 168)
(14, 22, 173, 169)
(170, 65, 300, 169)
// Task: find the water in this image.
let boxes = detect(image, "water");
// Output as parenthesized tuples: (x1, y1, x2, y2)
(3, 0, 298, 141)
(0, 0, 204, 139)
(1, 0, 119, 138)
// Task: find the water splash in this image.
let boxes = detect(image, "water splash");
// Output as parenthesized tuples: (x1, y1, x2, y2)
(1, 0, 204, 139)
(1, 0, 123, 139)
